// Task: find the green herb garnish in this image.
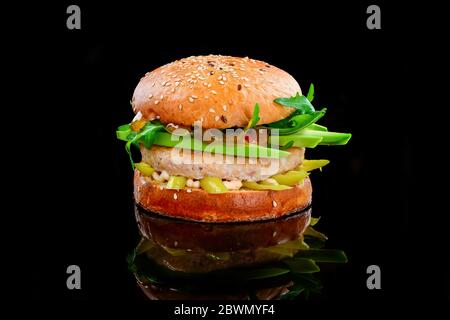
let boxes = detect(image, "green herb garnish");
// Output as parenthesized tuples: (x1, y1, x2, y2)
(119, 122, 164, 168)
(274, 92, 315, 114)
(246, 103, 261, 130)
(306, 83, 315, 102)
(267, 109, 326, 135)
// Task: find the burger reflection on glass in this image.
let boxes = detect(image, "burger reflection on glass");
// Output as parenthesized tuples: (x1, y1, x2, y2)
(117, 55, 351, 300)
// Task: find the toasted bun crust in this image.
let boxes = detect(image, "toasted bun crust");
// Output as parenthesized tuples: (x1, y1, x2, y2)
(132, 55, 301, 129)
(134, 170, 312, 222)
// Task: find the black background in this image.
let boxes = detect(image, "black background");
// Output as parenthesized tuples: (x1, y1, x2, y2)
(26, 0, 448, 311)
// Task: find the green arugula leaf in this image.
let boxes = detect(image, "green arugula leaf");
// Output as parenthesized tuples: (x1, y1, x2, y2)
(306, 83, 315, 102)
(268, 109, 326, 135)
(246, 103, 260, 130)
(116, 124, 133, 141)
(124, 122, 164, 168)
(274, 92, 315, 114)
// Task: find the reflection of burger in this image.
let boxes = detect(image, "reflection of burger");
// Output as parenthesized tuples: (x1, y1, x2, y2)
(130, 205, 346, 300)
(117, 55, 350, 222)
(135, 204, 312, 273)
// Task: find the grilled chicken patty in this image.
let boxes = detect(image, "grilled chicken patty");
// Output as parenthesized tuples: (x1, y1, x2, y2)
(141, 146, 304, 181)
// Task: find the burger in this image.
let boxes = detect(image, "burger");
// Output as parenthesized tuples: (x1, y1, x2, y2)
(116, 55, 351, 222)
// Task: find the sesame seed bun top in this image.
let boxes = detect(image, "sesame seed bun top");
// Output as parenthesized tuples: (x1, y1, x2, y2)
(131, 55, 301, 129)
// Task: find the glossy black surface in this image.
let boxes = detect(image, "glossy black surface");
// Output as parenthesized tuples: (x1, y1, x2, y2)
(130, 205, 341, 300)
(27, 1, 447, 308)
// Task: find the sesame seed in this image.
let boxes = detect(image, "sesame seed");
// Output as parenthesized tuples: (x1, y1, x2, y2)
(178, 104, 183, 110)
(172, 74, 177, 78)
(237, 84, 242, 91)
(244, 84, 250, 88)
(222, 105, 227, 111)
(209, 108, 215, 113)
(191, 95, 198, 99)
(222, 76, 227, 81)
(175, 82, 180, 86)
(173, 193, 178, 200)
(204, 95, 209, 99)
(160, 94, 164, 100)
(151, 82, 156, 87)
(218, 75, 223, 80)
(174, 241, 178, 247)
(215, 115, 220, 121)
(203, 82, 208, 86)
(207, 83, 212, 88)
(148, 94, 153, 99)
(154, 100, 160, 105)
(186, 189, 192, 193)
(219, 81, 225, 85)
(171, 88, 175, 93)
(211, 90, 218, 94)
(272, 200, 278, 207)
(188, 97, 194, 103)
(220, 115, 227, 123)
(273, 231, 277, 237)
(165, 82, 171, 86)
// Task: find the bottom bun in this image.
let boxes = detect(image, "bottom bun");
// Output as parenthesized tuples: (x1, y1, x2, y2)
(134, 170, 312, 222)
